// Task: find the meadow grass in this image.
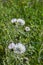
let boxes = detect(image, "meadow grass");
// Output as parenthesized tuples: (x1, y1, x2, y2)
(0, 0, 43, 65)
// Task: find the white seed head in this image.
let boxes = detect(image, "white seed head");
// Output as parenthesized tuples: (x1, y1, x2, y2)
(11, 18, 17, 23)
(25, 26, 30, 31)
(8, 43, 15, 49)
(14, 43, 26, 54)
(17, 19, 25, 25)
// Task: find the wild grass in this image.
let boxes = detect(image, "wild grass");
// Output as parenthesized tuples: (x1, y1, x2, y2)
(0, 0, 43, 65)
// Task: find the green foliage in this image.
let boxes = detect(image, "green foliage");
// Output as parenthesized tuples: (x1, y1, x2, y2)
(0, 0, 43, 65)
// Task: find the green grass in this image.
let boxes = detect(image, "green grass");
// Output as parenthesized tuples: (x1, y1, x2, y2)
(0, 0, 43, 65)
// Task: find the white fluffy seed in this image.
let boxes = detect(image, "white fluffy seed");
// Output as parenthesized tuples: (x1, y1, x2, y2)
(17, 19, 25, 25)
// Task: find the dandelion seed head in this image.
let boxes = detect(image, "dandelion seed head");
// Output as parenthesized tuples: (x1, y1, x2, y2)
(25, 26, 30, 31)
(14, 43, 26, 54)
(17, 19, 25, 25)
(11, 18, 17, 23)
(8, 43, 15, 49)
